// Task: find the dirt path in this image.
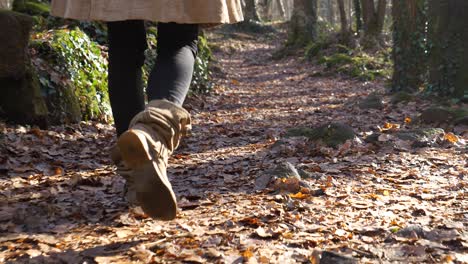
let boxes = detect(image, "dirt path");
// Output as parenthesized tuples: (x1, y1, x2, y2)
(1, 30, 467, 263)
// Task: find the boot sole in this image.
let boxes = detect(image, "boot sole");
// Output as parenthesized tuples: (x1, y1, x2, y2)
(117, 130, 177, 220)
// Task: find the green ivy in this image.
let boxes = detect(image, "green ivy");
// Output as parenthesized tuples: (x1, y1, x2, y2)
(31, 28, 111, 121)
(191, 35, 213, 94)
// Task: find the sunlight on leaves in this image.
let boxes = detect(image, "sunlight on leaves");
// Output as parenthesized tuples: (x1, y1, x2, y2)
(381, 122, 400, 131)
(242, 247, 254, 259)
(289, 192, 310, 199)
(443, 132, 458, 143)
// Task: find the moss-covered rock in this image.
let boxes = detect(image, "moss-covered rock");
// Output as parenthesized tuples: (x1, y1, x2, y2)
(285, 127, 315, 138)
(418, 107, 468, 125)
(359, 93, 384, 109)
(0, 63, 49, 127)
(31, 28, 110, 122)
(0, 10, 49, 127)
(396, 128, 445, 142)
(318, 49, 392, 81)
(365, 128, 445, 148)
(419, 107, 453, 124)
(309, 123, 356, 147)
(286, 122, 356, 148)
(0, 10, 32, 78)
(391, 91, 414, 104)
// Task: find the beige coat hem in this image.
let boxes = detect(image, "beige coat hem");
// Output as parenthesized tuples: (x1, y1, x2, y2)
(51, 0, 243, 24)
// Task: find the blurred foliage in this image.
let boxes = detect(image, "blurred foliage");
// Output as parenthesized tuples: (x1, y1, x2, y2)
(13, 0, 49, 16)
(31, 28, 111, 122)
(191, 34, 214, 94)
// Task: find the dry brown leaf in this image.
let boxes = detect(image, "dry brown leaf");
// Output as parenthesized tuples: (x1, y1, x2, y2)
(444, 132, 458, 143)
(242, 247, 254, 259)
(289, 192, 310, 199)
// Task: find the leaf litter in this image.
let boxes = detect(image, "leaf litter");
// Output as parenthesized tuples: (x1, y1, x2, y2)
(0, 29, 467, 263)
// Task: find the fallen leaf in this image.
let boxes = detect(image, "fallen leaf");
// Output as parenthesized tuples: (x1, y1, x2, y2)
(289, 192, 310, 199)
(242, 247, 254, 259)
(444, 132, 458, 143)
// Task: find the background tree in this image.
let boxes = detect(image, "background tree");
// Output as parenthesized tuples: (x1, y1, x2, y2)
(327, 0, 336, 25)
(353, 0, 363, 32)
(243, 0, 261, 22)
(361, 0, 387, 47)
(337, 0, 349, 37)
(391, 0, 427, 93)
(288, 0, 318, 46)
(427, 0, 468, 98)
(0, 0, 13, 9)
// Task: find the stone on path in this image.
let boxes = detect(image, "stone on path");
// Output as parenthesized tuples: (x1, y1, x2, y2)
(285, 122, 356, 148)
(359, 93, 384, 110)
(0, 10, 48, 127)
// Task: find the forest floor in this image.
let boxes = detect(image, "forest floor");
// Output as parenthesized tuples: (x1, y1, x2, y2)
(1, 27, 467, 264)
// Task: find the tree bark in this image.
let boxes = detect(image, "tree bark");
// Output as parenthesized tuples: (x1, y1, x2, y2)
(391, 0, 427, 93)
(243, 0, 261, 22)
(276, 0, 286, 20)
(376, 0, 387, 33)
(328, 0, 335, 25)
(428, 0, 468, 98)
(354, 0, 363, 32)
(288, 0, 318, 46)
(360, 0, 387, 48)
(337, 0, 349, 34)
(0, 0, 13, 9)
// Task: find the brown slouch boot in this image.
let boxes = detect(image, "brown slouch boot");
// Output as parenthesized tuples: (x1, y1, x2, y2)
(117, 100, 191, 220)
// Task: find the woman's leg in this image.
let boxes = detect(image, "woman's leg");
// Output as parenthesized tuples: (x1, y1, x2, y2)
(146, 23, 199, 106)
(116, 22, 198, 220)
(107, 20, 147, 136)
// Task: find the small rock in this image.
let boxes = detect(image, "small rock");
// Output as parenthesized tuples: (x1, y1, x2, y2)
(297, 168, 314, 179)
(255, 162, 315, 193)
(254, 174, 272, 190)
(285, 123, 357, 148)
(359, 94, 384, 109)
(285, 127, 314, 138)
(319, 250, 358, 264)
(396, 128, 445, 147)
(391, 91, 414, 104)
(270, 162, 300, 179)
(396, 225, 426, 239)
(419, 107, 454, 124)
(310, 122, 357, 148)
(255, 162, 300, 191)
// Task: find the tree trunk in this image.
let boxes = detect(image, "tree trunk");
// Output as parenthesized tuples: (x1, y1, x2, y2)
(0, 10, 49, 127)
(361, 0, 373, 30)
(0, 0, 13, 9)
(288, 0, 318, 46)
(337, 0, 349, 34)
(276, 0, 286, 20)
(327, 0, 335, 25)
(243, 0, 261, 21)
(391, 0, 427, 93)
(360, 0, 387, 48)
(428, 0, 468, 98)
(354, 0, 363, 32)
(376, 0, 387, 33)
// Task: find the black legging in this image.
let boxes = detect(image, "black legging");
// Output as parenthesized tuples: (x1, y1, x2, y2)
(107, 21, 199, 136)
